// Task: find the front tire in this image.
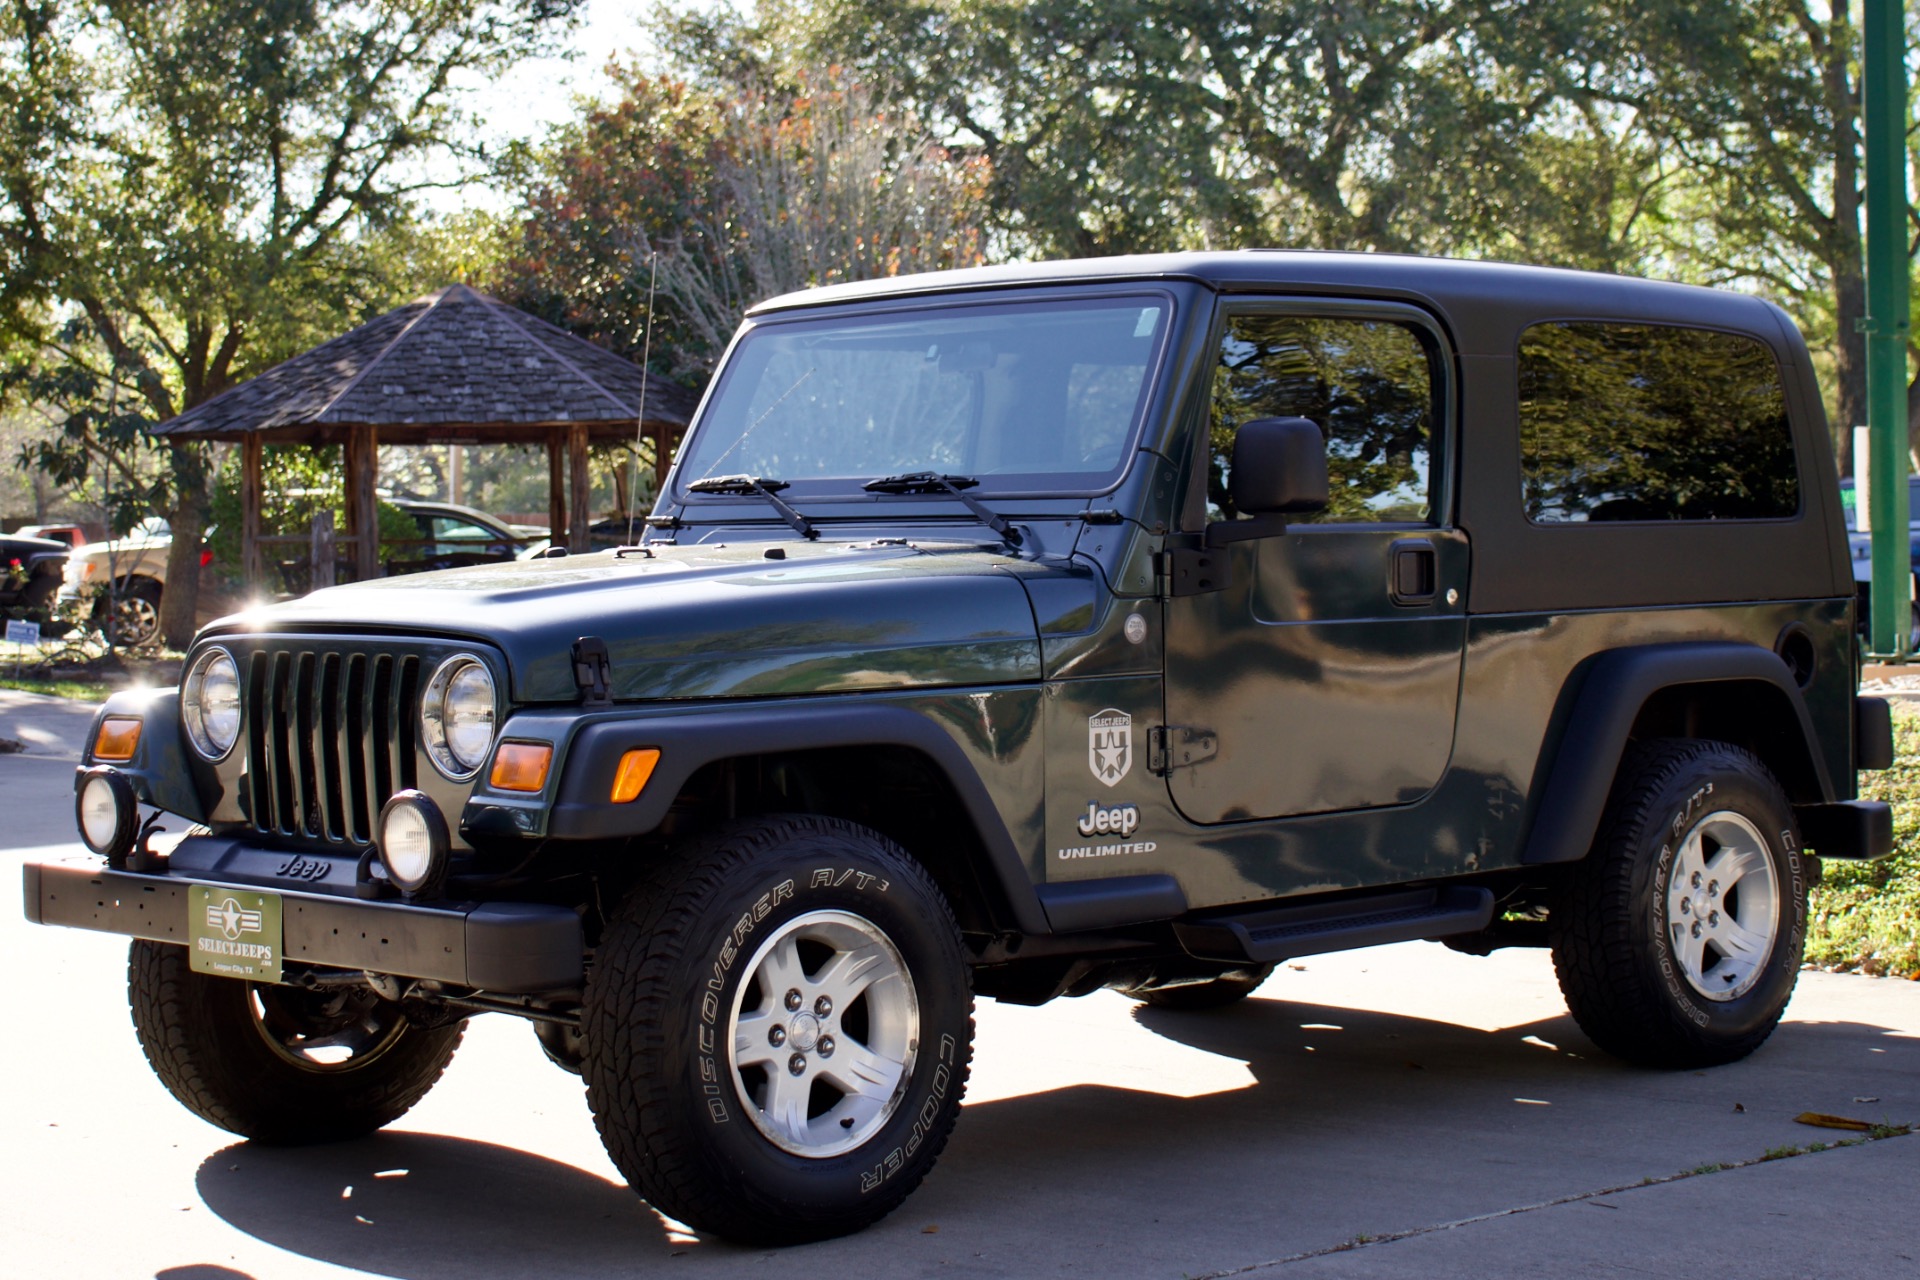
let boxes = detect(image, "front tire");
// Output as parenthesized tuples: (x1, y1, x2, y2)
(1550, 740, 1809, 1068)
(583, 816, 973, 1244)
(128, 941, 464, 1143)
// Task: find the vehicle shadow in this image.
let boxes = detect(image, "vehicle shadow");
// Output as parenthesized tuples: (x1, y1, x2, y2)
(194, 995, 1918, 1279)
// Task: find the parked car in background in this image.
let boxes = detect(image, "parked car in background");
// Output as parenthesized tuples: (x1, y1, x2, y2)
(60, 501, 538, 647)
(1837, 477, 1920, 643)
(0, 530, 70, 624)
(382, 500, 539, 573)
(10, 522, 93, 549)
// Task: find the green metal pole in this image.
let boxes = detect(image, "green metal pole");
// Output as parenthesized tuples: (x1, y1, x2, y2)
(1864, 0, 1912, 657)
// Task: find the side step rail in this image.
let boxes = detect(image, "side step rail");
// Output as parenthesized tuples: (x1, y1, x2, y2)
(1173, 885, 1496, 964)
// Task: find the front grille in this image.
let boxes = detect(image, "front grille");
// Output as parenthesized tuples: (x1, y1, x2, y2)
(242, 648, 421, 844)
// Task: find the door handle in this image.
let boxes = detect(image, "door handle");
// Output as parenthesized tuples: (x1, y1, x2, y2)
(1390, 538, 1437, 606)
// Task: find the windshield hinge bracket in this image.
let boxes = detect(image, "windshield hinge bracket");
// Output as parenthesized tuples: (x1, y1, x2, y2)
(572, 635, 612, 706)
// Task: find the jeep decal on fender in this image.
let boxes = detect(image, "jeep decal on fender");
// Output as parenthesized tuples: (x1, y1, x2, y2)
(1089, 708, 1132, 786)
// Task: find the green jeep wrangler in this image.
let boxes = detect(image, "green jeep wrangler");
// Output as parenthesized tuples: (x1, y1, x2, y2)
(23, 252, 1896, 1244)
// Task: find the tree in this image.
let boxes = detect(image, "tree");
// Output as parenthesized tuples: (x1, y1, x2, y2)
(1, 0, 580, 645)
(1575, 0, 1920, 465)
(638, 72, 990, 369)
(666, 1, 1616, 262)
(493, 70, 727, 372)
(495, 66, 989, 382)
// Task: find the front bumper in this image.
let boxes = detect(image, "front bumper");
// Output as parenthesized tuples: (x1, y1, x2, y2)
(22, 855, 583, 994)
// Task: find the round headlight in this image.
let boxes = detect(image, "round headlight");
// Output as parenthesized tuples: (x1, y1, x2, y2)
(377, 790, 449, 899)
(181, 647, 241, 759)
(422, 656, 496, 779)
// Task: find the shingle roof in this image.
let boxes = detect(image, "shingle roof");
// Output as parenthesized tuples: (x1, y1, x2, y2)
(154, 284, 699, 444)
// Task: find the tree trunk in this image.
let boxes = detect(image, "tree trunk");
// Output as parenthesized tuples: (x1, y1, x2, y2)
(158, 443, 210, 649)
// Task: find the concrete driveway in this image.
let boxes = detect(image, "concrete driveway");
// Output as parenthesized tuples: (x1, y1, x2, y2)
(4, 688, 1917, 1278)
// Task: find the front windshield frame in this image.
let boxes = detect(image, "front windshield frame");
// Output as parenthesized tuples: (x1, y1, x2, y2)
(673, 287, 1180, 504)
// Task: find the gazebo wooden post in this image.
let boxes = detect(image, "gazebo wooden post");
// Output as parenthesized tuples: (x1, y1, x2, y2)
(345, 425, 379, 580)
(547, 427, 566, 548)
(653, 424, 672, 491)
(241, 434, 263, 594)
(568, 422, 591, 551)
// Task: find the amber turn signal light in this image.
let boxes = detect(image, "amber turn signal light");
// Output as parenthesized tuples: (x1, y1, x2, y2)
(610, 748, 660, 803)
(488, 741, 553, 792)
(92, 716, 142, 762)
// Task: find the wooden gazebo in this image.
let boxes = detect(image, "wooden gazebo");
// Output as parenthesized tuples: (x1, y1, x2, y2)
(154, 284, 699, 589)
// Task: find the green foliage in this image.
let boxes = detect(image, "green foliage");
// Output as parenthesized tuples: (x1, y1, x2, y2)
(2, 1, 581, 641)
(492, 70, 725, 373)
(1807, 704, 1920, 979)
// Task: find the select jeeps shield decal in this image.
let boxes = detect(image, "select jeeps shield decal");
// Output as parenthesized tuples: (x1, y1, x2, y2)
(1088, 708, 1132, 787)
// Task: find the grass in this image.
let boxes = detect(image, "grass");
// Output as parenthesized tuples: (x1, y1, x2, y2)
(1806, 702, 1920, 979)
(0, 675, 114, 702)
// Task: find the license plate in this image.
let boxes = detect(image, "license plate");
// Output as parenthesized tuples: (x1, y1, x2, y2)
(188, 887, 283, 983)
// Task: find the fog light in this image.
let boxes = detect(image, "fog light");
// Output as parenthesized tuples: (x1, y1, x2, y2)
(377, 790, 449, 900)
(76, 767, 138, 863)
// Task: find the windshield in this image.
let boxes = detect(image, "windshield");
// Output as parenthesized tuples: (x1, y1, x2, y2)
(676, 294, 1172, 498)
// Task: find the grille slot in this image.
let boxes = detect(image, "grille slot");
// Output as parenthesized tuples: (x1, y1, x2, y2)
(243, 648, 420, 844)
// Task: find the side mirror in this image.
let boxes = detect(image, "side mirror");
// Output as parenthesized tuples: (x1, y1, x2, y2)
(1204, 417, 1328, 549)
(1229, 416, 1329, 515)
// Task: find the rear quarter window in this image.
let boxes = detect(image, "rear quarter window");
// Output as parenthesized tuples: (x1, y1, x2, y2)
(1519, 322, 1798, 523)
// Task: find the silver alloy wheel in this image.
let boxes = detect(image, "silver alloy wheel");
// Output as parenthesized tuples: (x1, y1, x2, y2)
(727, 909, 920, 1158)
(1664, 810, 1780, 1002)
(112, 594, 160, 647)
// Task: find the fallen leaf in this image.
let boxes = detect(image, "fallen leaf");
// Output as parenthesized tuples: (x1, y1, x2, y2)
(1733, 1103, 1745, 1113)
(1794, 1112, 1873, 1132)
(922, 1225, 940, 1234)
(1853, 1097, 1881, 1104)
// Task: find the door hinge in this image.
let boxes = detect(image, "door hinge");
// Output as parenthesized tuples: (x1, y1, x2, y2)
(1150, 725, 1218, 775)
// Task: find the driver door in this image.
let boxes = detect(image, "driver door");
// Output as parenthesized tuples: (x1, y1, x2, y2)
(1162, 301, 1469, 824)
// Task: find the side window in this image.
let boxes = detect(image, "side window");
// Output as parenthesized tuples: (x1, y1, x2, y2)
(1519, 323, 1798, 522)
(1209, 314, 1435, 523)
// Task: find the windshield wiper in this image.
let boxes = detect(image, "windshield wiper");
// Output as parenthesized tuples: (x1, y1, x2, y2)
(685, 474, 819, 540)
(862, 472, 1024, 548)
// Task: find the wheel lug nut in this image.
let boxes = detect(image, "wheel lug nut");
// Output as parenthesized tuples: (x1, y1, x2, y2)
(1706, 881, 1718, 897)
(814, 995, 832, 1017)
(1709, 911, 1720, 926)
(1691, 921, 1703, 938)
(818, 1035, 835, 1057)
(789, 1053, 807, 1076)
(768, 1025, 786, 1047)
(1691, 871, 1702, 888)
(784, 989, 803, 1011)
(1680, 898, 1691, 915)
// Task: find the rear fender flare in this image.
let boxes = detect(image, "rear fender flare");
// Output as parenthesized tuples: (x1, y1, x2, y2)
(1521, 642, 1833, 866)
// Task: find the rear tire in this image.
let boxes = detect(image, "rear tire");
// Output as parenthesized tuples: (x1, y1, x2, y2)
(583, 816, 973, 1244)
(1550, 740, 1808, 1068)
(128, 941, 463, 1144)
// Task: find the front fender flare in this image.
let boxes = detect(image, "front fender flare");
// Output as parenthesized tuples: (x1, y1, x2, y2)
(533, 701, 1049, 934)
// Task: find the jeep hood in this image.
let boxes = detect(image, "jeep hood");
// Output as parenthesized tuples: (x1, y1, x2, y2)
(205, 541, 1047, 702)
